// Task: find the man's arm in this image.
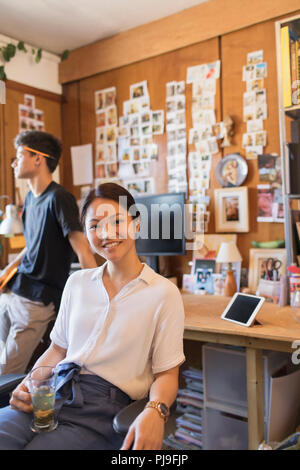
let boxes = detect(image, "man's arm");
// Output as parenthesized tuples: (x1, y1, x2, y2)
(121, 366, 179, 450)
(68, 231, 97, 269)
(0, 247, 27, 291)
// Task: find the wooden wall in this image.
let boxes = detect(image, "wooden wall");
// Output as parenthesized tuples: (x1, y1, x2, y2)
(61, 15, 293, 279)
(0, 81, 62, 267)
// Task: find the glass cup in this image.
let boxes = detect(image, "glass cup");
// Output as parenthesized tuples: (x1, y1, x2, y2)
(28, 366, 58, 433)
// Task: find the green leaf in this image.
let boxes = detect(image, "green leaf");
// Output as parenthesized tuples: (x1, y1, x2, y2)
(6, 43, 16, 59)
(17, 41, 27, 52)
(61, 49, 69, 61)
(35, 48, 42, 63)
(0, 66, 7, 81)
(32, 48, 35, 55)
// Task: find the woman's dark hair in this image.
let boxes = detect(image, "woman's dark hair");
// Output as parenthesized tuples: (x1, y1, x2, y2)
(14, 130, 62, 173)
(81, 183, 140, 227)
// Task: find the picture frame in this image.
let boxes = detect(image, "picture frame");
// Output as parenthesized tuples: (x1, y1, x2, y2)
(248, 248, 287, 294)
(214, 186, 249, 232)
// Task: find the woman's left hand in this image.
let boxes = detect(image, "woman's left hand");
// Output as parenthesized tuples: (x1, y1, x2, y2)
(120, 408, 165, 450)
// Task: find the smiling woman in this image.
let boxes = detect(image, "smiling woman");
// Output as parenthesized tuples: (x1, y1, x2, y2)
(0, 182, 185, 450)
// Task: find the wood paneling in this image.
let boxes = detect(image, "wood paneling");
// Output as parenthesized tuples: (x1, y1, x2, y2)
(0, 83, 62, 266)
(62, 38, 221, 277)
(59, 0, 300, 83)
(222, 19, 284, 267)
(61, 15, 290, 278)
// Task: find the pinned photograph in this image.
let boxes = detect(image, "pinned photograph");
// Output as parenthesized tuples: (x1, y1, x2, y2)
(35, 109, 44, 122)
(243, 91, 256, 107)
(255, 130, 267, 147)
(255, 89, 266, 104)
(105, 162, 118, 178)
(24, 94, 35, 109)
(106, 106, 117, 126)
(95, 91, 105, 111)
(96, 127, 106, 145)
(152, 110, 164, 134)
(118, 125, 130, 138)
(257, 184, 273, 219)
(245, 145, 263, 160)
(130, 81, 148, 100)
(106, 126, 117, 142)
(246, 119, 263, 133)
(95, 163, 106, 179)
(96, 110, 106, 128)
(176, 81, 185, 95)
(166, 81, 176, 98)
(243, 64, 256, 82)
(123, 99, 140, 115)
(255, 62, 267, 79)
(242, 132, 255, 148)
(243, 105, 255, 122)
(119, 115, 129, 126)
(105, 143, 117, 163)
(255, 102, 267, 120)
(132, 146, 140, 161)
(166, 98, 177, 113)
(104, 87, 116, 108)
(247, 79, 264, 92)
(247, 50, 263, 65)
(95, 144, 105, 163)
(141, 110, 152, 125)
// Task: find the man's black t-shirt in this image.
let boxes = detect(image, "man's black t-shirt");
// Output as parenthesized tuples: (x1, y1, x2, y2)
(8, 182, 82, 313)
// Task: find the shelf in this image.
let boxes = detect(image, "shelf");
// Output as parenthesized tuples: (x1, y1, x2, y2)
(284, 104, 300, 119)
(287, 194, 300, 199)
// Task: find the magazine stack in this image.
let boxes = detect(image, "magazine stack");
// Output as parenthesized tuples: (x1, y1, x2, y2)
(163, 367, 203, 450)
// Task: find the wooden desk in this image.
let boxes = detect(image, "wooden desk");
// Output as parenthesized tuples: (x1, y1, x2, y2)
(182, 294, 300, 450)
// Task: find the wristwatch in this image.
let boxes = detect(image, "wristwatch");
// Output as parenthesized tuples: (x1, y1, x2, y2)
(145, 400, 170, 422)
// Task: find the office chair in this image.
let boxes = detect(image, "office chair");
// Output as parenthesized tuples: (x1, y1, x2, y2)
(0, 374, 176, 445)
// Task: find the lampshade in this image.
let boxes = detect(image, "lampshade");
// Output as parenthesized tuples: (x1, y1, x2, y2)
(0, 204, 23, 236)
(216, 240, 242, 263)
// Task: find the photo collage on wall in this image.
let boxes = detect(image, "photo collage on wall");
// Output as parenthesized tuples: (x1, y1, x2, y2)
(186, 60, 221, 233)
(18, 94, 45, 133)
(256, 153, 284, 223)
(165, 80, 187, 194)
(94, 87, 119, 185)
(117, 80, 163, 196)
(242, 50, 268, 160)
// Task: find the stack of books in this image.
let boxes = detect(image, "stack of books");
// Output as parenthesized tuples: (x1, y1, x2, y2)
(281, 25, 300, 108)
(163, 367, 203, 450)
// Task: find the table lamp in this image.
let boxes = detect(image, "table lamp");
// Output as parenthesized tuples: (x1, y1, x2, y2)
(216, 241, 242, 296)
(0, 203, 23, 237)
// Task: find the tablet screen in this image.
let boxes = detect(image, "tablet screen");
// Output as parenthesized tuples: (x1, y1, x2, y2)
(223, 294, 261, 324)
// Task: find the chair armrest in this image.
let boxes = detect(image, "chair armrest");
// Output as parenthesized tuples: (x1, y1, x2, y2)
(0, 374, 26, 407)
(113, 397, 148, 435)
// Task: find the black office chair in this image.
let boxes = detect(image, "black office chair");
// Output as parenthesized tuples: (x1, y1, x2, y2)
(0, 374, 176, 447)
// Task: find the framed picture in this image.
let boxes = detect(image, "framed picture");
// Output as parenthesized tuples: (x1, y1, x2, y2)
(248, 248, 287, 294)
(214, 186, 249, 232)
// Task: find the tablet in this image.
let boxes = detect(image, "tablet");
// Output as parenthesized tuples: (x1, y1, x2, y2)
(221, 292, 265, 327)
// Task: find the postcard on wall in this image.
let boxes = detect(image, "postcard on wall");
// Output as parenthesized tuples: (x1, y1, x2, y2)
(257, 184, 273, 221)
(247, 50, 263, 65)
(130, 81, 149, 100)
(246, 118, 264, 133)
(255, 62, 267, 79)
(24, 94, 35, 109)
(245, 145, 263, 160)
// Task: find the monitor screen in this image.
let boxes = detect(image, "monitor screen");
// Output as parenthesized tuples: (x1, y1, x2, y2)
(134, 192, 186, 256)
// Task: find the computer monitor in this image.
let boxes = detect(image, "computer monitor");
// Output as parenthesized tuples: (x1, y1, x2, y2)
(134, 192, 186, 272)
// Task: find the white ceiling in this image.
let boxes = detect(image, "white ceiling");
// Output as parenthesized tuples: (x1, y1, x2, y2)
(0, 0, 209, 55)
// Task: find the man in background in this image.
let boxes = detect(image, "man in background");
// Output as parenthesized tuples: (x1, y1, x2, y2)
(0, 130, 97, 374)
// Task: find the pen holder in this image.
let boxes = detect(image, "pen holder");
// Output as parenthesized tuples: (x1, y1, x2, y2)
(256, 279, 281, 303)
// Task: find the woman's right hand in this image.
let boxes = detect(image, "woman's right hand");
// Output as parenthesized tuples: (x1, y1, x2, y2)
(9, 380, 33, 413)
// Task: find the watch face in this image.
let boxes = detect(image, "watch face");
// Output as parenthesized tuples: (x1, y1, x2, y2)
(159, 403, 169, 416)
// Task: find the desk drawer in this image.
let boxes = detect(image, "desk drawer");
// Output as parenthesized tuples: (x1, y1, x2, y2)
(203, 344, 288, 417)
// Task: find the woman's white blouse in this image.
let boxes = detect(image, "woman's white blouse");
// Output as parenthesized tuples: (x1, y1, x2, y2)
(50, 263, 185, 399)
